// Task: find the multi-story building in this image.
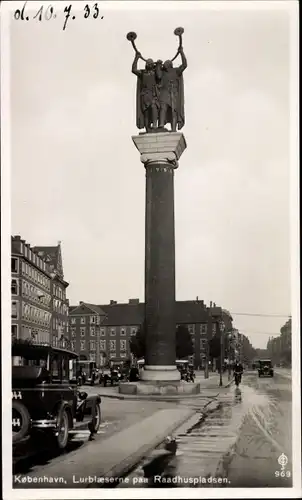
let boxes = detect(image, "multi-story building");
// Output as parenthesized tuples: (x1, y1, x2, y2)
(68, 298, 230, 369)
(11, 236, 69, 346)
(11, 236, 52, 343)
(68, 302, 107, 365)
(33, 243, 69, 345)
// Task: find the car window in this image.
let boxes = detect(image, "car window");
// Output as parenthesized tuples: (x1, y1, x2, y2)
(51, 355, 61, 380)
(62, 357, 69, 380)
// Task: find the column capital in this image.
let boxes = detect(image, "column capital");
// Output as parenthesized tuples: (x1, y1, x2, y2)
(132, 132, 187, 169)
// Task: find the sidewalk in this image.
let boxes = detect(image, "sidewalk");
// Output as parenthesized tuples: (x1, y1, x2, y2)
(15, 393, 222, 488)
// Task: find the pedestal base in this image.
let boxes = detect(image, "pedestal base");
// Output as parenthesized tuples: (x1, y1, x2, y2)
(119, 381, 201, 396)
(141, 366, 181, 382)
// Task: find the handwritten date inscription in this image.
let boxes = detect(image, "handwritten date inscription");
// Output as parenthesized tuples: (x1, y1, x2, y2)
(14, 2, 104, 31)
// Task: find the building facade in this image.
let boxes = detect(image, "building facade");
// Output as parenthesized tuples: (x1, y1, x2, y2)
(68, 302, 107, 365)
(267, 317, 291, 367)
(11, 236, 69, 346)
(33, 244, 69, 345)
(68, 298, 229, 369)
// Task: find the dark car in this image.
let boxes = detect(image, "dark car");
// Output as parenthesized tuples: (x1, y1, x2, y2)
(258, 359, 274, 378)
(12, 340, 102, 451)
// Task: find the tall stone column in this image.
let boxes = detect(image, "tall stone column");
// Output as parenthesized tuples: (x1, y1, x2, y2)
(132, 132, 187, 382)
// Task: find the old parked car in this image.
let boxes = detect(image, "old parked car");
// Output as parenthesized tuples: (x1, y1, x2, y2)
(258, 359, 274, 378)
(12, 339, 102, 451)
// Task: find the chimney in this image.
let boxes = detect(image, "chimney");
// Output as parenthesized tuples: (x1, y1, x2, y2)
(129, 298, 139, 304)
(13, 235, 21, 241)
(79, 301, 83, 305)
(196, 296, 199, 302)
(110, 300, 117, 305)
(210, 301, 212, 307)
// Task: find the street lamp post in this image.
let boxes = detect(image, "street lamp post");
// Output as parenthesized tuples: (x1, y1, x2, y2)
(227, 333, 233, 381)
(219, 319, 225, 387)
(205, 307, 212, 379)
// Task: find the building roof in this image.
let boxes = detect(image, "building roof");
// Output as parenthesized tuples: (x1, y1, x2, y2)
(69, 299, 209, 326)
(175, 301, 208, 323)
(70, 302, 107, 317)
(98, 303, 144, 326)
(33, 244, 64, 278)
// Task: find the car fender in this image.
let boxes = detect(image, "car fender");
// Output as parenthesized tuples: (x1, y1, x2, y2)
(86, 394, 101, 405)
(54, 401, 74, 429)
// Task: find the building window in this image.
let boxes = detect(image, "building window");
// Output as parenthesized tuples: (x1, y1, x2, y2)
(120, 327, 126, 336)
(130, 327, 137, 336)
(100, 340, 106, 351)
(11, 279, 18, 295)
(212, 323, 217, 334)
(80, 341, 85, 350)
(71, 341, 75, 351)
(120, 339, 127, 351)
(110, 352, 116, 359)
(188, 324, 195, 335)
(81, 317, 86, 324)
(90, 316, 96, 324)
(90, 327, 95, 336)
(90, 341, 96, 351)
(11, 324, 18, 338)
(110, 340, 116, 351)
(100, 328, 106, 336)
(11, 257, 18, 273)
(200, 324, 207, 334)
(71, 327, 76, 338)
(90, 353, 96, 362)
(80, 327, 86, 337)
(110, 328, 116, 336)
(12, 301, 18, 319)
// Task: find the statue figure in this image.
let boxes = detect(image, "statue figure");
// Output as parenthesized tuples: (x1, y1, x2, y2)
(127, 28, 187, 133)
(156, 47, 187, 132)
(132, 53, 159, 132)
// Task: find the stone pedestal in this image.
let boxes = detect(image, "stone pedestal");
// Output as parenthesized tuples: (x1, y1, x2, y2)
(132, 132, 187, 382)
(119, 380, 201, 396)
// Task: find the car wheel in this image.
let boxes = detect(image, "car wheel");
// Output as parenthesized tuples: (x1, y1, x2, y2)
(54, 409, 70, 450)
(12, 401, 30, 443)
(88, 402, 101, 434)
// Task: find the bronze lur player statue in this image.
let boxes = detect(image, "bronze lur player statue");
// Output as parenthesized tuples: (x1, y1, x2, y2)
(127, 28, 187, 133)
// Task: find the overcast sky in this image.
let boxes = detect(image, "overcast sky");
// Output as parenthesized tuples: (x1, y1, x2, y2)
(10, 2, 293, 349)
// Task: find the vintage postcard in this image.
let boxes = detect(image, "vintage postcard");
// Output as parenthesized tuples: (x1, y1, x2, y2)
(1, 1, 300, 499)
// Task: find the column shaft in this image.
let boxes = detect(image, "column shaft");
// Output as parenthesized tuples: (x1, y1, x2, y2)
(144, 162, 176, 368)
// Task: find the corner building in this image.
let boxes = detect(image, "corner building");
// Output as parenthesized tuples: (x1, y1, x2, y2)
(69, 298, 227, 369)
(11, 236, 69, 345)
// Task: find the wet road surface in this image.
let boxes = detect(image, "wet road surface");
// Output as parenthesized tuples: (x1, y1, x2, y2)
(119, 370, 292, 488)
(13, 371, 292, 490)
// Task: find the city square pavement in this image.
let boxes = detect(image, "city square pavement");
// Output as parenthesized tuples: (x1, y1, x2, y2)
(14, 370, 293, 489)
(13, 373, 227, 488)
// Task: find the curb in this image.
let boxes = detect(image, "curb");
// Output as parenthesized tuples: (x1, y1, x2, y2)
(88, 408, 196, 487)
(115, 399, 222, 487)
(104, 397, 222, 487)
